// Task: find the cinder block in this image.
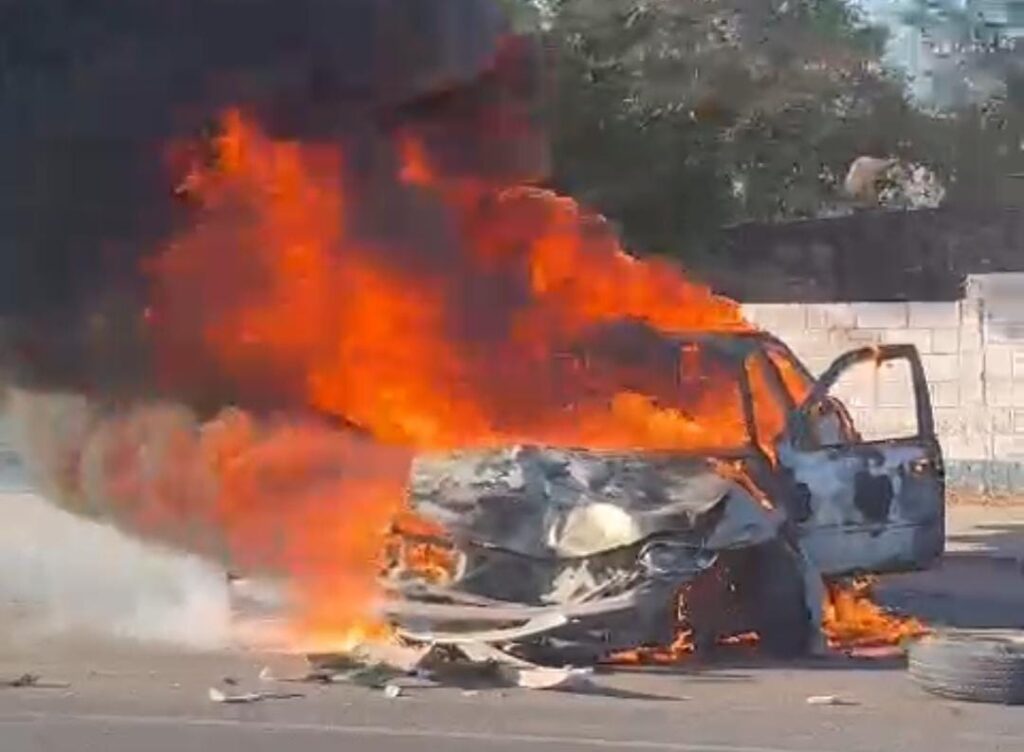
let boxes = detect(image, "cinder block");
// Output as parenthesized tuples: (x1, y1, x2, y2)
(908, 301, 960, 329)
(832, 382, 874, 409)
(883, 328, 932, 353)
(804, 303, 856, 330)
(877, 356, 911, 380)
(928, 381, 960, 408)
(852, 302, 909, 329)
(872, 408, 919, 438)
(878, 378, 915, 408)
(804, 357, 835, 377)
(837, 329, 883, 347)
(921, 354, 959, 382)
(805, 306, 827, 330)
(784, 328, 833, 352)
(991, 410, 1014, 434)
(942, 438, 990, 462)
(959, 352, 985, 404)
(931, 328, 959, 354)
(1013, 409, 1024, 434)
(985, 344, 1014, 379)
(741, 304, 806, 332)
(993, 435, 1024, 461)
(960, 327, 983, 353)
(932, 407, 966, 437)
(987, 379, 1015, 408)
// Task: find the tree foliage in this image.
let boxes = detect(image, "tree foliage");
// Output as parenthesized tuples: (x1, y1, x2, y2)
(509, 0, 1013, 261)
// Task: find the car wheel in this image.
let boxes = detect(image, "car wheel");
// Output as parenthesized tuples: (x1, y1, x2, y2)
(909, 630, 1024, 704)
(737, 541, 812, 658)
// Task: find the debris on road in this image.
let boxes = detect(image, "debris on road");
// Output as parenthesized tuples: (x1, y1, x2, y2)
(841, 644, 908, 660)
(208, 687, 264, 704)
(296, 637, 600, 696)
(3, 674, 71, 689)
(502, 665, 593, 691)
(806, 694, 858, 706)
(208, 686, 305, 704)
(458, 641, 594, 691)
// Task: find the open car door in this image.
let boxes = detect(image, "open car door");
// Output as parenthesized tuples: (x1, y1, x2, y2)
(777, 345, 945, 577)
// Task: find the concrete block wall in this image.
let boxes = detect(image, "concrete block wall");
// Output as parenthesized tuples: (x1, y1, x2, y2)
(742, 275, 1024, 496)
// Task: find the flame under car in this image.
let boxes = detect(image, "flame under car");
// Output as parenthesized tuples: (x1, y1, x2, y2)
(382, 332, 945, 661)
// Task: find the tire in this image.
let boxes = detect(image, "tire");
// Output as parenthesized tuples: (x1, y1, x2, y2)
(734, 541, 812, 658)
(908, 630, 1024, 705)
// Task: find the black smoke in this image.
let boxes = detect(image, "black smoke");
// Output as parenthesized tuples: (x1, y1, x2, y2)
(0, 0, 544, 402)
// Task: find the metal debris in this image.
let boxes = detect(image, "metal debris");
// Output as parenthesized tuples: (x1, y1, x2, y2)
(208, 687, 304, 704)
(806, 695, 858, 706)
(502, 665, 593, 691)
(208, 687, 262, 704)
(4, 674, 71, 689)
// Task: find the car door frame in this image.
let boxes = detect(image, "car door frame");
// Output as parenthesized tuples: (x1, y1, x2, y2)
(777, 344, 946, 577)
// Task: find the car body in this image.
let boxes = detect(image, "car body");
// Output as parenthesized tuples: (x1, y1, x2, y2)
(383, 332, 945, 660)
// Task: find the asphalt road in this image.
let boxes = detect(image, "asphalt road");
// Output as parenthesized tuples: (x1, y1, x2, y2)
(2, 640, 1024, 752)
(3, 469, 1024, 752)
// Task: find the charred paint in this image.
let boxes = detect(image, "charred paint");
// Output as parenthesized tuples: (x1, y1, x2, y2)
(852, 470, 894, 521)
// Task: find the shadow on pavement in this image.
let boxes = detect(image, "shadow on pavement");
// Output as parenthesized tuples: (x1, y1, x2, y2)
(877, 549, 1024, 630)
(947, 521, 1024, 561)
(603, 651, 906, 677)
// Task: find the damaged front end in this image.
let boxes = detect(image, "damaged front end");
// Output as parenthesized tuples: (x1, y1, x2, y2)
(376, 337, 943, 664)
(381, 445, 794, 662)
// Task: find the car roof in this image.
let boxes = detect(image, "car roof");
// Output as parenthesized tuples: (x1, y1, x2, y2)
(666, 329, 796, 361)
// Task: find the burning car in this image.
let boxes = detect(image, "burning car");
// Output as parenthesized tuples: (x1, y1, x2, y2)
(0, 0, 938, 662)
(382, 332, 945, 661)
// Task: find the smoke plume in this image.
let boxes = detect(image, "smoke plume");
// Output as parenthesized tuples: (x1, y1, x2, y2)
(0, 0, 541, 400)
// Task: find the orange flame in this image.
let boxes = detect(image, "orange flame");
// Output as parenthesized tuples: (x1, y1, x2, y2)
(607, 629, 696, 665)
(150, 110, 750, 645)
(823, 579, 929, 649)
(79, 403, 410, 649)
(143, 109, 819, 648)
(153, 111, 751, 450)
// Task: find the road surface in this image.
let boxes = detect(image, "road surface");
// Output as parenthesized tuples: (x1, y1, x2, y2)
(2, 639, 1024, 752)
(3, 462, 1024, 752)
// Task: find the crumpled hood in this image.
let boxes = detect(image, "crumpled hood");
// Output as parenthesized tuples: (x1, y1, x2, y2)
(408, 445, 738, 558)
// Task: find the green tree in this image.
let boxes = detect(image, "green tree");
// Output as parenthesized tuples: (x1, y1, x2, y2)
(508, 0, 955, 260)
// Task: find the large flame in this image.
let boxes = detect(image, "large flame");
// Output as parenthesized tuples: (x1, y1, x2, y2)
(142, 111, 924, 652)
(154, 111, 750, 448)
(145, 110, 752, 643)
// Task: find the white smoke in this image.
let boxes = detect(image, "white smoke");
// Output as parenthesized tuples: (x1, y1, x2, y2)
(0, 386, 401, 651)
(0, 390, 233, 649)
(0, 489, 232, 649)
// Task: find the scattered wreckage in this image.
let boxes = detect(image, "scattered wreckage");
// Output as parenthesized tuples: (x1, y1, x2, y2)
(381, 333, 945, 663)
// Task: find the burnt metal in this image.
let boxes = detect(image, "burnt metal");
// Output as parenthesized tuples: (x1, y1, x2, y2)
(387, 334, 946, 658)
(852, 471, 894, 522)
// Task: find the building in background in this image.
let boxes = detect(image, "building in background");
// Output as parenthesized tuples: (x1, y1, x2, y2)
(858, 0, 1024, 108)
